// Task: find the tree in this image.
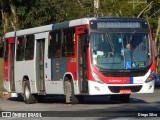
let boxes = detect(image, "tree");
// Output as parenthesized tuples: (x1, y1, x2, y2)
(0, 0, 160, 63)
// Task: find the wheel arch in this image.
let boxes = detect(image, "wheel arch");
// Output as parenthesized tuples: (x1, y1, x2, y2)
(63, 72, 75, 95)
(22, 75, 30, 93)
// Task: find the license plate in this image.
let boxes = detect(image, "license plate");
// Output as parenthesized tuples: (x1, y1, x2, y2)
(120, 89, 131, 94)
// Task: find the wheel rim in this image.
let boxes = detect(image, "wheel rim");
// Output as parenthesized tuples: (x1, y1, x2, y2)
(25, 86, 30, 99)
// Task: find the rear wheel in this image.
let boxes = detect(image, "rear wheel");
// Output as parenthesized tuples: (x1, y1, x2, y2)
(65, 80, 79, 104)
(110, 94, 130, 103)
(24, 81, 37, 104)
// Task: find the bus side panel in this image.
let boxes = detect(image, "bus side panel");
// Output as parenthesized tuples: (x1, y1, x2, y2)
(43, 58, 52, 94)
(46, 58, 67, 94)
(3, 62, 10, 92)
(68, 57, 78, 94)
(67, 33, 79, 94)
(45, 81, 64, 94)
(14, 35, 36, 93)
(68, 58, 77, 80)
(14, 61, 35, 93)
(44, 46, 64, 94)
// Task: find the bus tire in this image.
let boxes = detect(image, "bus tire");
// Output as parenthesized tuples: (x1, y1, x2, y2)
(65, 80, 79, 104)
(24, 81, 37, 104)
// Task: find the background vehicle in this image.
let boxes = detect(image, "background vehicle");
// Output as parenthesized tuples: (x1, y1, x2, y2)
(3, 17, 155, 104)
(155, 73, 160, 87)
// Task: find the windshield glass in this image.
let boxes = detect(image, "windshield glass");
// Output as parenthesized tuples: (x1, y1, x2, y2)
(90, 32, 152, 70)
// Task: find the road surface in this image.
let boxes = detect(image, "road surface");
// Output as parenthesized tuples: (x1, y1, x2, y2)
(0, 88, 160, 119)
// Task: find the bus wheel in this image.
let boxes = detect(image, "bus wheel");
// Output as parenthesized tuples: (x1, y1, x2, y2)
(24, 81, 37, 104)
(65, 80, 79, 104)
(110, 94, 130, 103)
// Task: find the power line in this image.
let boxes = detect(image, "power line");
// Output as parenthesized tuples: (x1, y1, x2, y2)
(149, 9, 160, 18)
(137, 1, 154, 18)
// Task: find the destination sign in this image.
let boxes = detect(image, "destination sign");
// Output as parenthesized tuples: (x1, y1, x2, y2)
(97, 22, 140, 29)
(90, 20, 148, 29)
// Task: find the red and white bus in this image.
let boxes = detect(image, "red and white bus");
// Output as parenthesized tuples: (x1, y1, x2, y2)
(3, 17, 155, 104)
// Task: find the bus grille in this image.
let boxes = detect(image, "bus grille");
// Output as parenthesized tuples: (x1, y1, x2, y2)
(108, 85, 142, 93)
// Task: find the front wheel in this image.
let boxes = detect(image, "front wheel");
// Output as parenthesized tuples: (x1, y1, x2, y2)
(65, 80, 79, 104)
(23, 81, 37, 104)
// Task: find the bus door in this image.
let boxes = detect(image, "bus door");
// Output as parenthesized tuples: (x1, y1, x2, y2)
(4, 38, 15, 92)
(36, 37, 45, 94)
(9, 41, 15, 92)
(76, 26, 89, 93)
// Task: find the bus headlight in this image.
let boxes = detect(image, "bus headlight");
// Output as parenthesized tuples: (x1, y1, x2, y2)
(91, 71, 104, 84)
(145, 71, 155, 83)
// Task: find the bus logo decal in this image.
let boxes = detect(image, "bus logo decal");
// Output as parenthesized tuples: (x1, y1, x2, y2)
(55, 63, 59, 72)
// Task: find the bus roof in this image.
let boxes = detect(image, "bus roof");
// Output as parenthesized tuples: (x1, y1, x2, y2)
(69, 17, 95, 27)
(13, 18, 94, 37)
(5, 32, 15, 38)
(5, 17, 147, 38)
(16, 24, 53, 36)
(8, 18, 93, 37)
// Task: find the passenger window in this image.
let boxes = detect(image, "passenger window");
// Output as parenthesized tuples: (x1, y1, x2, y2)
(16, 36, 25, 61)
(25, 35, 35, 60)
(62, 28, 75, 57)
(48, 31, 61, 58)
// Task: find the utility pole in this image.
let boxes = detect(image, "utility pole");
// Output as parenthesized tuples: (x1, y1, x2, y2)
(94, 0, 99, 17)
(128, 0, 146, 17)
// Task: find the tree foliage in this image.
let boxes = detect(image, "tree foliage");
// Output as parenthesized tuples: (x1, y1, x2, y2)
(1, 0, 160, 69)
(0, 0, 160, 34)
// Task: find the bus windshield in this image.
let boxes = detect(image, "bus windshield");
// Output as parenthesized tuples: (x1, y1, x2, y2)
(90, 32, 152, 70)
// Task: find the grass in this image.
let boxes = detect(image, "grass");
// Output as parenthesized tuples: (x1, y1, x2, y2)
(0, 58, 3, 91)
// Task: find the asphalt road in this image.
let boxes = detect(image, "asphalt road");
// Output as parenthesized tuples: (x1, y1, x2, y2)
(0, 88, 160, 120)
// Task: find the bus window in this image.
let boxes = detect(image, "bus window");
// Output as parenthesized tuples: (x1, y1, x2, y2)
(48, 30, 61, 58)
(62, 28, 75, 57)
(16, 36, 25, 61)
(25, 35, 35, 60)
